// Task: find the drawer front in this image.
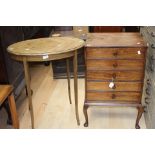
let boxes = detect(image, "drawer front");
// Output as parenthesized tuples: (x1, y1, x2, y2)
(87, 81, 143, 92)
(86, 92, 141, 102)
(86, 47, 145, 59)
(87, 70, 144, 81)
(86, 59, 145, 70)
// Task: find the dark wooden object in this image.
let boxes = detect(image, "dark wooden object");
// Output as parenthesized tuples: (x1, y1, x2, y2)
(83, 33, 147, 128)
(0, 85, 19, 128)
(90, 26, 123, 32)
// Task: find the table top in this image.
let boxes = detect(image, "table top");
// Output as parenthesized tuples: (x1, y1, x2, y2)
(85, 33, 147, 48)
(8, 37, 85, 56)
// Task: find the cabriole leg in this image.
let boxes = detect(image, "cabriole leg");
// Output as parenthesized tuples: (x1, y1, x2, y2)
(135, 106, 144, 129)
(83, 105, 89, 127)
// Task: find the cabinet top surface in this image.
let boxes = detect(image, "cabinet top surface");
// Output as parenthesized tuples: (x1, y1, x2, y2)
(7, 37, 85, 56)
(85, 33, 147, 48)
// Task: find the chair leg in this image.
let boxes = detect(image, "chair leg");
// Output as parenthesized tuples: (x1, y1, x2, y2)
(135, 106, 144, 129)
(8, 93, 19, 129)
(83, 105, 89, 127)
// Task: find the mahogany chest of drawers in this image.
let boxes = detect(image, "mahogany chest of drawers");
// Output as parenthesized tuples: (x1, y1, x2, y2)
(83, 33, 147, 128)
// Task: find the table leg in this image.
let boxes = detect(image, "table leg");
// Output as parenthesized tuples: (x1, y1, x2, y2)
(73, 50, 80, 125)
(66, 59, 72, 104)
(23, 59, 35, 129)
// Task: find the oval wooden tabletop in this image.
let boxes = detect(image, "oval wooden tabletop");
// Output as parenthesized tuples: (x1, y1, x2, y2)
(7, 37, 85, 56)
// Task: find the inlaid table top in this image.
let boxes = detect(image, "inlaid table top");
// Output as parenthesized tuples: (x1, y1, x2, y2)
(7, 37, 85, 61)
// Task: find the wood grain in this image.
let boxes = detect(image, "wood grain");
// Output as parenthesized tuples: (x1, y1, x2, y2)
(86, 47, 145, 59)
(7, 37, 85, 56)
(84, 33, 147, 128)
(87, 70, 144, 81)
(86, 59, 145, 70)
(8, 93, 19, 128)
(0, 85, 19, 128)
(87, 81, 143, 91)
(0, 85, 12, 105)
(85, 33, 147, 47)
(86, 92, 141, 102)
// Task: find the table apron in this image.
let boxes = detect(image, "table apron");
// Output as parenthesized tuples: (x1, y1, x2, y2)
(9, 52, 75, 62)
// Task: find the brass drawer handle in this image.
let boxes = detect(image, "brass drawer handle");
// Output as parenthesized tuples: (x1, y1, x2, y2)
(112, 85, 116, 89)
(113, 63, 118, 68)
(112, 73, 116, 79)
(113, 52, 118, 57)
(112, 94, 116, 99)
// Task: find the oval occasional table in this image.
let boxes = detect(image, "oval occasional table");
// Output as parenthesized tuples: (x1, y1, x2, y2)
(7, 37, 85, 128)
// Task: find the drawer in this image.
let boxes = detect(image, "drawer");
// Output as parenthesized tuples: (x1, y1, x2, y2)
(86, 47, 146, 59)
(87, 81, 143, 91)
(86, 59, 145, 70)
(87, 70, 144, 81)
(86, 92, 141, 102)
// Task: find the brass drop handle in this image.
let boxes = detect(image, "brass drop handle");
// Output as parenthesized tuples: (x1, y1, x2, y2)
(112, 94, 116, 99)
(112, 84, 116, 89)
(113, 52, 118, 57)
(112, 73, 116, 79)
(113, 63, 118, 68)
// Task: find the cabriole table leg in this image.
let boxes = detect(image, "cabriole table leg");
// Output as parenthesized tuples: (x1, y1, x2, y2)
(83, 104, 89, 127)
(135, 106, 144, 129)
